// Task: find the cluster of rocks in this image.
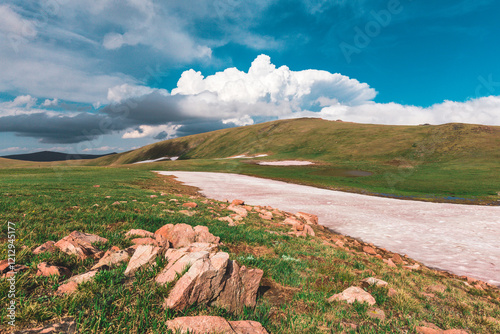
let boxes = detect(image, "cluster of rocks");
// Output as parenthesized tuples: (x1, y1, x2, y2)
(27, 223, 265, 330)
(216, 199, 319, 238)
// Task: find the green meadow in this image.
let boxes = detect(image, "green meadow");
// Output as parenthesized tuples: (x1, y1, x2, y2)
(0, 167, 499, 333)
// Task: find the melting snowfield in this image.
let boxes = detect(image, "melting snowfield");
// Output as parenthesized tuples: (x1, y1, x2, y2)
(157, 171, 500, 285)
(258, 160, 314, 166)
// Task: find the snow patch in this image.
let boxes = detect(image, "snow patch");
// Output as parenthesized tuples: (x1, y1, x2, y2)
(258, 160, 314, 166)
(133, 156, 178, 164)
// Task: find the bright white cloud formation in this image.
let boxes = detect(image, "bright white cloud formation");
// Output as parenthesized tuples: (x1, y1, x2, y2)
(173, 54, 376, 106)
(0, 5, 36, 38)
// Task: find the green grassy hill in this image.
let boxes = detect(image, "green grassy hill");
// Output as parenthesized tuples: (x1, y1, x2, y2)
(87, 119, 500, 203)
(91, 118, 500, 165)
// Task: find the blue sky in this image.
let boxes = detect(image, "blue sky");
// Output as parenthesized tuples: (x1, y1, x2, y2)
(1, 0, 499, 155)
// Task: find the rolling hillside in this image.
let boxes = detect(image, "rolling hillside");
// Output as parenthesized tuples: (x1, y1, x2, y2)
(91, 118, 500, 166)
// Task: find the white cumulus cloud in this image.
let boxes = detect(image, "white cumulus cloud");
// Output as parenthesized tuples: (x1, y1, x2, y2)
(122, 124, 181, 139)
(173, 54, 376, 106)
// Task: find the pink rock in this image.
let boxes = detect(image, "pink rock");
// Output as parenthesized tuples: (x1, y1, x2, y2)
(283, 217, 302, 229)
(327, 286, 376, 306)
(416, 327, 442, 334)
(363, 246, 377, 255)
(361, 277, 388, 288)
(259, 213, 273, 220)
(383, 258, 397, 267)
(33, 240, 56, 254)
(404, 264, 420, 270)
(57, 281, 79, 295)
(91, 248, 130, 270)
(93, 185, 100, 188)
(131, 237, 159, 246)
(19, 317, 76, 333)
(150, 195, 158, 198)
(182, 202, 198, 208)
(125, 229, 154, 238)
(166, 316, 235, 334)
(124, 244, 162, 276)
(54, 231, 108, 260)
(218, 216, 234, 225)
(211, 260, 264, 313)
(303, 224, 315, 237)
(229, 320, 269, 334)
(156, 251, 210, 285)
(57, 270, 99, 294)
(36, 262, 71, 277)
(227, 205, 248, 217)
(194, 225, 220, 244)
(231, 199, 245, 206)
(295, 212, 319, 225)
(366, 307, 386, 321)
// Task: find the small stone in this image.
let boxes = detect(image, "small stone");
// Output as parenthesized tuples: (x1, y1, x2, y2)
(363, 246, 377, 255)
(180, 210, 196, 216)
(150, 195, 158, 198)
(392, 254, 404, 264)
(17, 317, 77, 333)
(327, 286, 376, 306)
(112, 201, 120, 205)
(125, 229, 154, 239)
(93, 185, 100, 188)
(427, 284, 446, 293)
(361, 277, 388, 288)
(218, 216, 234, 225)
(383, 258, 397, 267)
(36, 262, 71, 277)
(259, 213, 273, 220)
(231, 199, 245, 206)
(366, 307, 385, 321)
(403, 264, 420, 270)
(182, 202, 198, 208)
(295, 212, 318, 225)
(227, 205, 248, 217)
(91, 248, 130, 270)
(388, 288, 397, 297)
(33, 240, 56, 254)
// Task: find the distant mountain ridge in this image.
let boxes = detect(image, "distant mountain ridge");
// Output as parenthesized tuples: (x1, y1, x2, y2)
(1, 151, 116, 162)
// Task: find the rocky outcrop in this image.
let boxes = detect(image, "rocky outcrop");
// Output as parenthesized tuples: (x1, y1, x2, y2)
(165, 316, 268, 334)
(157, 238, 263, 313)
(327, 286, 376, 306)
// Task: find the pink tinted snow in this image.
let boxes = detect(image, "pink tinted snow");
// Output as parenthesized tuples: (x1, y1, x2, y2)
(157, 171, 500, 286)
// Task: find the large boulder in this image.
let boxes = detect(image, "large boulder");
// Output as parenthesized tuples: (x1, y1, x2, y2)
(161, 250, 263, 314)
(165, 316, 268, 334)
